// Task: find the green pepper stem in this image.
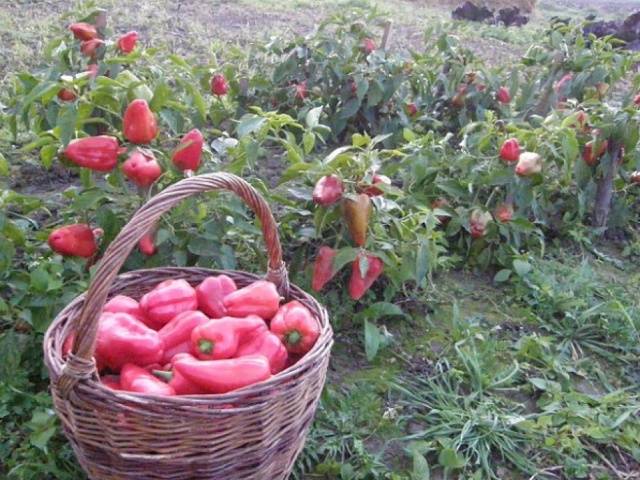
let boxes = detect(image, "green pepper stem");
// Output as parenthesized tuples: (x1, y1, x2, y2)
(198, 339, 214, 354)
(287, 330, 302, 346)
(152, 370, 173, 382)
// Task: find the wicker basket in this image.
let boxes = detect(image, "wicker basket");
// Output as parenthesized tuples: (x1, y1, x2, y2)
(43, 173, 333, 480)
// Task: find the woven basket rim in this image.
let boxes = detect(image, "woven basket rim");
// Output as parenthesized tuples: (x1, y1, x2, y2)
(44, 266, 333, 406)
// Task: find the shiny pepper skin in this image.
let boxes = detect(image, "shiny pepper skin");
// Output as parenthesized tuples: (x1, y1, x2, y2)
(57, 88, 77, 102)
(80, 38, 104, 58)
(494, 203, 514, 223)
(172, 129, 204, 172)
(158, 311, 209, 364)
(138, 232, 156, 256)
(583, 140, 608, 167)
(362, 37, 376, 54)
(496, 86, 511, 104)
(64, 135, 120, 172)
(500, 138, 520, 163)
(174, 354, 271, 394)
(362, 174, 391, 197)
(210, 73, 229, 96)
(117, 31, 138, 54)
(406, 102, 418, 116)
(311, 246, 337, 292)
(103, 295, 147, 324)
(196, 275, 237, 318)
(123, 99, 158, 144)
(237, 330, 287, 374)
(140, 279, 198, 329)
(191, 315, 267, 360)
(120, 364, 175, 396)
(69, 22, 97, 41)
(222, 280, 281, 320)
(122, 149, 162, 187)
(470, 210, 492, 239)
(515, 152, 543, 177)
(270, 300, 320, 355)
(343, 194, 371, 247)
(95, 312, 164, 371)
(294, 81, 308, 101)
(312, 175, 343, 206)
(630, 171, 640, 184)
(48, 224, 97, 258)
(348, 253, 383, 300)
(152, 354, 204, 395)
(86, 63, 99, 78)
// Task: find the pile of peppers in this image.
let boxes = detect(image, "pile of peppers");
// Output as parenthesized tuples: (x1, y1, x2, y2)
(63, 277, 320, 396)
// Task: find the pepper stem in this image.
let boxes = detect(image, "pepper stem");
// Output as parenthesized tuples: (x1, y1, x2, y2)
(152, 370, 173, 382)
(286, 330, 302, 346)
(198, 339, 214, 354)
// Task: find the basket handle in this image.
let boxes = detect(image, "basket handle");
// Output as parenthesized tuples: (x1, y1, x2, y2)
(57, 173, 288, 396)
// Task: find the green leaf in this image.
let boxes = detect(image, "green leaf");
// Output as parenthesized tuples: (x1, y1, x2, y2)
(305, 106, 323, 129)
(0, 153, 8, 176)
(303, 132, 315, 154)
(360, 302, 405, 320)
(237, 114, 267, 138)
(412, 451, 431, 480)
(339, 98, 361, 119)
(513, 259, 532, 276)
(57, 103, 78, 147)
(415, 240, 429, 284)
(332, 247, 359, 273)
(150, 82, 172, 111)
(40, 144, 58, 168)
(30, 267, 49, 293)
(438, 448, 466, 470)
(364, 320, 381, 361)
(494, 269, 512, 282)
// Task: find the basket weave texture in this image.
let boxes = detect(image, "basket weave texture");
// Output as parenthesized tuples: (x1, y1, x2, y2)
(43, 173, 333, 480)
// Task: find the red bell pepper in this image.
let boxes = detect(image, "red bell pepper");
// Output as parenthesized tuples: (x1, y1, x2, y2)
(499, 138, 520, 164)
(236, 330, 287, 374)
(158, 310, 209, 364)
(270, 300, 320, 355)
(95, 312, 164, 371)
(348, 253, 383, 300)
(196, 275, 237, 318)
(312, 175, 343, 206)
(210, 73, 229, 96)
(80, 38, 104, 58)
(362, 37, 376, 54)
(57, 88, 77, 102)
(311, 246, 337, 292)
(222, 280, 281, 320)
(62, 331, 75, 358)
(139, 279, 198, 329)
(123, 99, 158, 144)
(496, 86, 511, 104)
(117, 31, 138, 54)
(122, 149, 162, 187)
(63, 136, 120, 172)
(120, 364, 175, 396)
(172, 129, 204, 172)
(191, 316, 267, 360)
(174, 354, 271, 394)
(343, 193, 371, 247)
(100, 375, 122, 390)
(152, 353, 204, 395)
(69, 22, 97, 41)
(48, 224, 98, 258)
(86, 64, 99, 78)
(362, 174, 391, 197)
(294, 81, 308, 101)
(103, 295, 148, 325)
(138, 232, 156, 256)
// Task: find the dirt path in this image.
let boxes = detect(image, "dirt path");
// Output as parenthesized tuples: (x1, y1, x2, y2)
(1, 0, 636, 81)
